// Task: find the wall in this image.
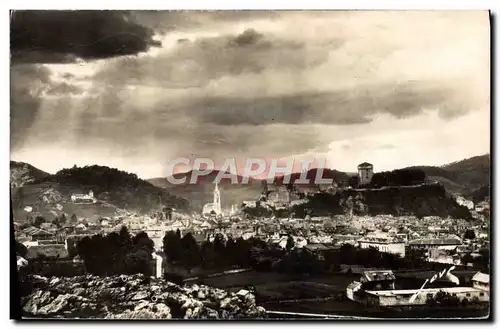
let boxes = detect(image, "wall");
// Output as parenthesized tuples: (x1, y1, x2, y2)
(373, 289, 489, 307)
(358, 168, 373, 185)
(359, 241, 405, 258)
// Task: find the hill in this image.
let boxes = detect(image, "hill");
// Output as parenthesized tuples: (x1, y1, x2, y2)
(149, 154, 490, 212)
(148, 170, 262, 211)
(11, 165, 190, 222)
(289, 183, 473, 219)
(407, 154, 490, 200)
(149, 169, 258, 187)
(278, 168, 351, 186)
(10, 161, 49, 188)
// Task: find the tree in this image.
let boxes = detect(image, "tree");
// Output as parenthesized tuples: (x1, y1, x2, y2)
(181, 232, 200, 274)
(59, 213, 67, 226)
(464, 229, 476, 240)
(163, 230, 182, 264)
(124, 249, 153, 277)
(225, 238, 237, 266)
(200, 240, 216, 268)
(213, 233, 226, 257)
(70, 214, 78, 223)
(13, 188, 24, 208)
(33, 216, 46, 228)
(348, 176, 360, 188)
(16, 240, 28, 258)
(133, 231, 155, 254)
(285, 236, 295, 252)
(461, 253, 474, 266)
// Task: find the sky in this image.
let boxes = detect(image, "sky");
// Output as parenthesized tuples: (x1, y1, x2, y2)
(10, 11, 491, 179)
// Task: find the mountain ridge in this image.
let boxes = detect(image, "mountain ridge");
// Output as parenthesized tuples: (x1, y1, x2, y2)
(10, 153, 490, 216)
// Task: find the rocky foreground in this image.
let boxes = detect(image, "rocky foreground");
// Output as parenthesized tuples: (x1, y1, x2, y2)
(21, 274, 266, 319)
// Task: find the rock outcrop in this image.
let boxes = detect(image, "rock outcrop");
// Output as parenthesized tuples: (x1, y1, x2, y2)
(21, 274, 266, 319)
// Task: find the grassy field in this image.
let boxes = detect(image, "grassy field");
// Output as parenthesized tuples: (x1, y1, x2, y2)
(198, 271, 357, 301)
(197, 270, 487, 318)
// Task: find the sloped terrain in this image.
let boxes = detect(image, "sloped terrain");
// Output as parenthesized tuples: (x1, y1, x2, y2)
(20, 274, 266, 319)
(11, 165, 190, 220)
(10, 161, 49, 188)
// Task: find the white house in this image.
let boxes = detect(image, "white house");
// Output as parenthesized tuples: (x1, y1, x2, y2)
(71, 190, 96, 203)
(472, 272, 489, 292)
(358, 234, 405, 258)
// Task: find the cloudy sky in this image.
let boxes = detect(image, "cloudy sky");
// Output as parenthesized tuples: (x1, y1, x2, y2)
(10, 11, 490, 178)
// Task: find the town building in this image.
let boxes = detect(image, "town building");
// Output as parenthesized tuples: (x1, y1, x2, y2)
(471, 272, 489, 292)
(408, 236, 463, 252)
(358, 234, 405, 258)
(427, 248, 462, 265)
(362, 287, 488, 307)
(357, 162, 374, 185)
(21, 226, 55, 242)
(347, 270, 490, 307)
(70, 190, 96, 203)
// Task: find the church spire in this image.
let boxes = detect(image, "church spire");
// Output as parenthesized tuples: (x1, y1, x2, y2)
(213, 182, 221, 215)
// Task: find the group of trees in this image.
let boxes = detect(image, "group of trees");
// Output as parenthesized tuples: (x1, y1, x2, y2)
(369, 169, 427, 188)
(76, 226, 155, 276)
(26, 213, 78, 229)
(161, 230, 436, 276)
(162, 230, 269, 273)
(426, 290, 483, 307)
(461, 248, 490, 272)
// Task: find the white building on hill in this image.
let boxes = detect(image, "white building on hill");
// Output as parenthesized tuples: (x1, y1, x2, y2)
(71, 190, 96, 203)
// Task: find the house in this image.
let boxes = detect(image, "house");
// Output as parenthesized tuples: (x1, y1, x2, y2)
(362, 287, 489, 307)
(242, 200, 257, 208)
(475, 201, 490, 212)
(200, 220, 213, 230)
(360, 270, 396, 290)
(408, 237, 463, 252)
(471, 272, 489, 292)
(358, 235, 405, 258)
(75, 223, 87, 231)
(22, 227, 55, 242)
(26, 244, 68, 259)
(303, 243, 339, 260)
(71, 190, 96, 203)
(427, 248, 462, 266)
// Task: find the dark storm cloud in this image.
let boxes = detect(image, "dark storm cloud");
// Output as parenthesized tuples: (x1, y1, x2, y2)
(132, 10, 281, 32)
(45, 82, 84, 96)
(10, 10, 161, 64)
(189, 81, 469, 126)
(95, 28, 335, 88)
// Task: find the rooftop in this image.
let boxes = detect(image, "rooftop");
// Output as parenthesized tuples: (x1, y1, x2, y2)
(357, 162, 373, 168)
(366, 287, 482, 297)
(362, 270, 396, 282)
(409, 237, 462, 245)
(26, 244, 68, 259)
(472, 272, 489, 284)
(22, 226, 53, 236)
